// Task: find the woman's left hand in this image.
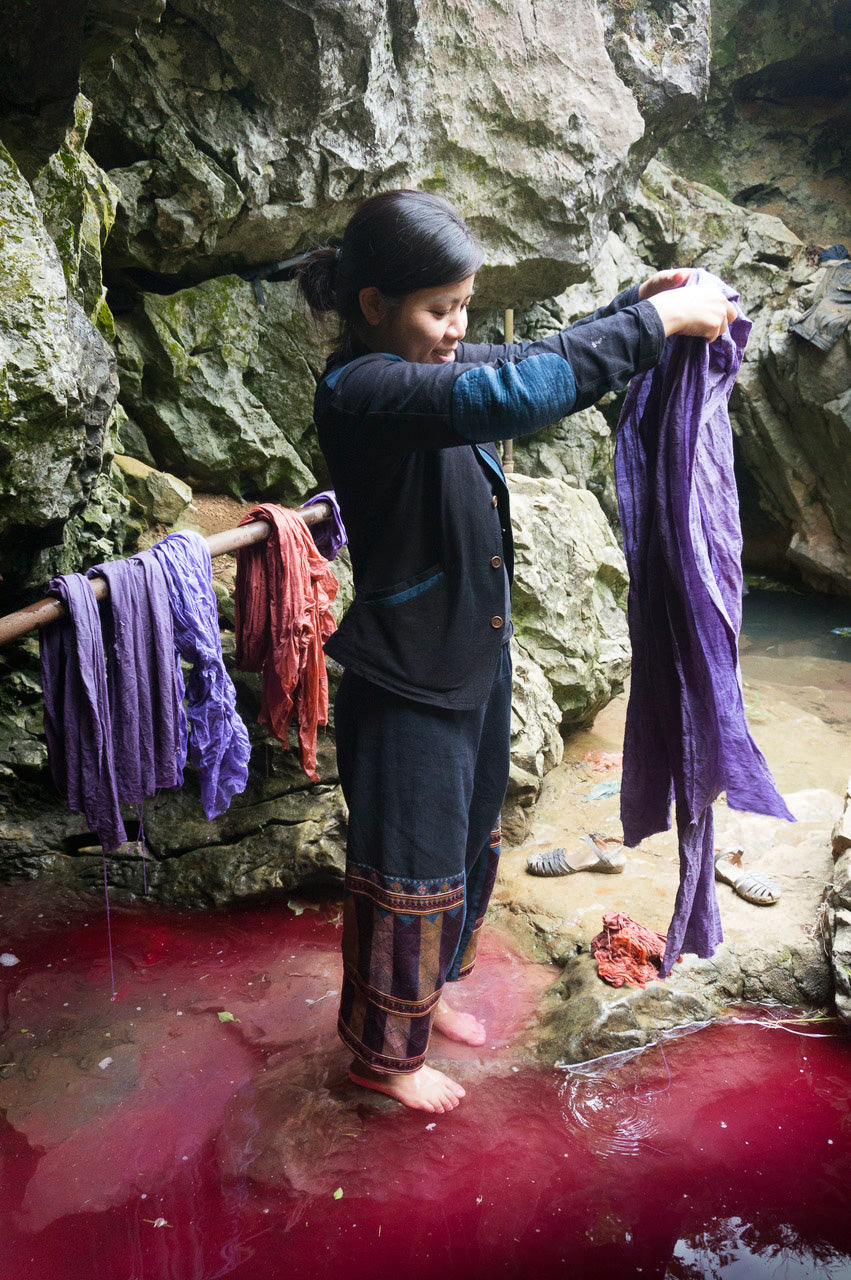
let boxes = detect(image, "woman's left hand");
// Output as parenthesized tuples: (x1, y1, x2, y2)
(638, 268, 695, 300)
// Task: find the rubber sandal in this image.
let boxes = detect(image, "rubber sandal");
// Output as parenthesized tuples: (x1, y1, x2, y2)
(526, 835, 626, 877)
(714, 846, 780, 905)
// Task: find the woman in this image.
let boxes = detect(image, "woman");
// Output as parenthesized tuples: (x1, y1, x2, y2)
(297, 190, 735, 1113)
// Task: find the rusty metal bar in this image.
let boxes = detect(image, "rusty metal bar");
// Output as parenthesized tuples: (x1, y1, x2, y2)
(0, 501, 332, 648)
(502, 307, 515, 474)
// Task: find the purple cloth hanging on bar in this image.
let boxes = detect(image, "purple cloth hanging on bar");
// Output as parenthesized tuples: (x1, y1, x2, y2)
(40, 554, 182, 853)
(87, 552, 183, 803)
(615, 271, 794, 975)
(151, 530, 250, 819)
(40, 573, 127, 852)
(301, 490, 348, 560)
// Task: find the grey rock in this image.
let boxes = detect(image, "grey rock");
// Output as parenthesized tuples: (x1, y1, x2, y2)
(114, 276, 321, 498)
(600, 0, 711, 166)
(113, 454, 192, 525)
(31, 94, 120, 337)
(509, 473, 630, 731)
(828, 783, 851, 1022)
(0, 141, 120, 596)
(504, 642, 564, 846)
(0, 0, 166, 180)
(88, 0, 708, 306)
(832, 778, 851, 857)
(663, 0, 851, 247)
(513, 405, 619, 528)
(536, 954, 714, 1065)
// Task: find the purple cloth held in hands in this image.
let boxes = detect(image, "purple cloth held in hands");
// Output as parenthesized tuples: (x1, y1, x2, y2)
(151, 530, 250, 819)
(615, 271, 794, 975)
(301, 490, 348, 560)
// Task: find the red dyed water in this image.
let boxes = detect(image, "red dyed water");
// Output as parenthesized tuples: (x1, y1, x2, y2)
(1, 882, 850, 1280)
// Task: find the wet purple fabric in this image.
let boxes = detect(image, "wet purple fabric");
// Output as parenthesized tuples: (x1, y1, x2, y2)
(300, 490, 347, 560)
(615, 271, 794, 975)
(151, 531, 251, 819)
(40, 574, 124, 851)
(89, 553, 183, 804)
(40, 557, 181, 854)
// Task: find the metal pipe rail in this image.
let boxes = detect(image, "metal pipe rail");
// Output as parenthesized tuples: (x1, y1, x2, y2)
(0, 501, 333, 648)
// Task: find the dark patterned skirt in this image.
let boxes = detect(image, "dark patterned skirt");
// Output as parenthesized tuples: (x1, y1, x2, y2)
(333, 644, 512, 1072)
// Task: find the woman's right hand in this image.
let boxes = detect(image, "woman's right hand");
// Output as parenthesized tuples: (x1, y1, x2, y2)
(647, 281, 739, 340)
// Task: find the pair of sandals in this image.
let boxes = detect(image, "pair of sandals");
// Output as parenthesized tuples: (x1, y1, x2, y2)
(526, 837, 781, 907)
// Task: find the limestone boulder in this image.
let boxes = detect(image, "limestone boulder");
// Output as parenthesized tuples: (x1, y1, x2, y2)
(504, 642, 564, 846)
(113, 454, 192, 525)
(31, 95, 120, 338)
(830, 845, 851, 1018)
(509, 473, 630, 731)
(512, 406, 619, 529)
(114, 276, 322, 498)
(87, 0, 710, 306)
(0, 722, 346, 909)
(599, 0, 711, 166)
(832, 777, 851, 857)
(0, 141, 119, 600)
(829, 781, 851, 1022)
(732, 302, 851, 593)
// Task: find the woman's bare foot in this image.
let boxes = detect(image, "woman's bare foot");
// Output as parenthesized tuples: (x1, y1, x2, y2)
(432, 996, 487, 1045)
(348, 1060, 466, 1112)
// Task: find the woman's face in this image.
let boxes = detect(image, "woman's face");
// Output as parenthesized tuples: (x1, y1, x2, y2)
(360, 277, 475, 364)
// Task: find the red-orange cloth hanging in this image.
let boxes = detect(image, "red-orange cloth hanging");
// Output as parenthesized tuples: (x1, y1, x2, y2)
(590, 911, 669, 989)
(234, 504, 338, 782)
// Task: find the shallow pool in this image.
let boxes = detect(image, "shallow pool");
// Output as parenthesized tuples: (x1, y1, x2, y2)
(1, 883, 849, 1280)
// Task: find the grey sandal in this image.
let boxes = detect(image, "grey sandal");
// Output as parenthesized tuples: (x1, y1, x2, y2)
(526, 833, 626, 877)
(714, 846, 780, 905)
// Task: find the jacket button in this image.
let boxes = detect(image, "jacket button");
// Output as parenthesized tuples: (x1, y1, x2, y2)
(491, 494, 498, 508)
(490, 615, 504, 629)
(491, 555, 502, 569)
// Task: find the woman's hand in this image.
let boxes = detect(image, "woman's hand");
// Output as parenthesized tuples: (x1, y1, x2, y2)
(638, 268, 695, 300)
(640, 269, 739, 340)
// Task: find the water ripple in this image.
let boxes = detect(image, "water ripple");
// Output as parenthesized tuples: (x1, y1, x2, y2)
(558, 1051, 672, 1159)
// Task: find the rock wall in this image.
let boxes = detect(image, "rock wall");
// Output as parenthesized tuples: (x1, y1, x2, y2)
(0, 135, 120, 601)
(87, 0, 667, 305)
(662, 0, 851, 246)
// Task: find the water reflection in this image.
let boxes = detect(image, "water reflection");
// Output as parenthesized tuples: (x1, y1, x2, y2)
(670, 1216, 851, 1280)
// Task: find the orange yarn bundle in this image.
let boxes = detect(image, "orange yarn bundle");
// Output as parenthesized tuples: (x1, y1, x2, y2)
(590, 911, 669, 989)
(235, 504, 338, 782)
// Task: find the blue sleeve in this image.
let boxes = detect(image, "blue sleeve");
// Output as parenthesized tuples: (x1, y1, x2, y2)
(451, 353, 576, 443)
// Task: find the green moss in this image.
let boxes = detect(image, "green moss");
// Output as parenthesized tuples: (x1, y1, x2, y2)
(31, 94, 119, 336)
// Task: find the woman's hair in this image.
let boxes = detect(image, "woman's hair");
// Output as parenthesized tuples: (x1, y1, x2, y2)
(297, 189, 483, 360)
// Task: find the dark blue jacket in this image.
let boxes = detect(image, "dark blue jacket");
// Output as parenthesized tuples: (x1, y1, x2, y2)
(314, 286, 665, 708)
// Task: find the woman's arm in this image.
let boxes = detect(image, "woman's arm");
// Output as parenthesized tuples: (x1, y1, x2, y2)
(319, 273, 737, 454)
